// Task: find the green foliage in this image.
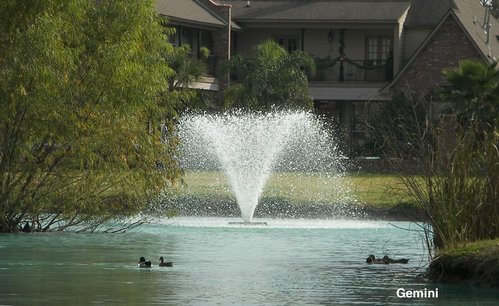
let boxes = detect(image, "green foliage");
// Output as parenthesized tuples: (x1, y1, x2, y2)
(160, 35, 217, 112)
(165, 45, 206, 90)
(374, 60, 499, 250)
(225, 40, 315, 110)
(442, 60, 499, 132)
(0, 0, 182, 232)
(439, 238, 499, 256)
(420, 124, 499, 248)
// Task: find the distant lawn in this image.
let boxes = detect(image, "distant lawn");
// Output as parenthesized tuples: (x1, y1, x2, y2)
(345, 173, 415, 207)
(172, 171, 415, 208)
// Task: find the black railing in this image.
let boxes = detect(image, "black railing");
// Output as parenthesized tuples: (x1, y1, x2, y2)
(311, 59, 392, 83)
(229, 58, 392, 83)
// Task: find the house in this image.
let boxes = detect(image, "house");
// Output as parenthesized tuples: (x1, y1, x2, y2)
(155, 0, 499, 154)
(155, 0, 237, 91)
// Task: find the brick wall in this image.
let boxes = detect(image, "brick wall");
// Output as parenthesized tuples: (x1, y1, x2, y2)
(394, 14, 483, 95)
(198, 0, 230, 23)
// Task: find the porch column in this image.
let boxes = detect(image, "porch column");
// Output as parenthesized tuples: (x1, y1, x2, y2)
(301, 28, 305, 51)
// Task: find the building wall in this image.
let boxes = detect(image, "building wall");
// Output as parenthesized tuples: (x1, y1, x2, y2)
(394, 15, 483, 95)
(235, 28, 297, 56)
(235, 28, 394, 60)
(403, 28, 432, 61)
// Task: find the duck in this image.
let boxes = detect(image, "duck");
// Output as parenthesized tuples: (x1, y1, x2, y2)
(138, 256, 152, 268)
(366, 254, 386, 264)
(159, 256, 173, 267)
(366, 254, 409, 264)
(383, 255, 409, 264)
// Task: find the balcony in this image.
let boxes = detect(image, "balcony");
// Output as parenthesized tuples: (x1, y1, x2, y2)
(310, 59, 393, 83)
(229, 57, 393, 86)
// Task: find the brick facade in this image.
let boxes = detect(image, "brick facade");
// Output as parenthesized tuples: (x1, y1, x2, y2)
(393, 14, 484, 96)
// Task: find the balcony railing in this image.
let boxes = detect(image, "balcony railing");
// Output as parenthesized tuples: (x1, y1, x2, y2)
(310, 59, 392, 83)
(229, 58, 392, 83)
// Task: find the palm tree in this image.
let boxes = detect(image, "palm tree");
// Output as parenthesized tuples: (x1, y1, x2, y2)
(165, 45, 207, 90)
(226, 40, 315, 110)
(442, 60, 499, 132)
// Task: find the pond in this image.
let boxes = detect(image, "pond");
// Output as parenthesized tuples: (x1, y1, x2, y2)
(1, 217, 498, 305)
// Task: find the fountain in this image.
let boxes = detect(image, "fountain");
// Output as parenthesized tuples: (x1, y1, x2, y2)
(177, 110, 350, 224)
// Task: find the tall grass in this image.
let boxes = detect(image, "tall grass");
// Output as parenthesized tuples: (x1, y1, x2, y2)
(373, 95, 499, 249)
(402, 126, 498, 248)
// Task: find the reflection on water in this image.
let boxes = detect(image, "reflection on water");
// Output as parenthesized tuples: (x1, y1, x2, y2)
(0, 218, 498, 305)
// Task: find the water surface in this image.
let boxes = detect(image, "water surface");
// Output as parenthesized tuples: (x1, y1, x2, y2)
(1, 217, 498, 305)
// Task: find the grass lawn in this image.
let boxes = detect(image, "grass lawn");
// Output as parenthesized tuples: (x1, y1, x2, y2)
(429, 238, 499, 288)
(439, 238, 499, 256)
(172, 171, 415, 208)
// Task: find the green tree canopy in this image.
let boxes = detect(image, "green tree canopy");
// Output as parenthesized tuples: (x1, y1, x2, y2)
(442, 59, 499, 131)
(225, 40, 315, 110)
(0, 0, 181, 232)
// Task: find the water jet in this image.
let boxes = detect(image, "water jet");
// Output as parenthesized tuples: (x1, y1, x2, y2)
(178, 110, 350, 223)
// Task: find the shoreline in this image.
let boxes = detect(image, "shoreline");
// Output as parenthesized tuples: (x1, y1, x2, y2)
(428, 239, 499, 289)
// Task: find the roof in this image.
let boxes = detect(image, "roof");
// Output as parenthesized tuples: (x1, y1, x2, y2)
(452, 0, 499, 62)
(155, 0, 226, 28)
(404, 0, 453, 27)
(385, 0, 499, 91)
(222, 0, 411, 23)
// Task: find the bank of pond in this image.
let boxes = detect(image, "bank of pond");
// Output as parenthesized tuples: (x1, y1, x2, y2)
(429, 238, 499, 289)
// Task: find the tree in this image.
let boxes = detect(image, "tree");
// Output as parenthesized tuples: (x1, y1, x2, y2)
(442, 59, 499, 132)
(370, 60, 499, 250)
(162, 43, 219, 112)
(0, 0, 181, 232)
(225, 40, 315, 110)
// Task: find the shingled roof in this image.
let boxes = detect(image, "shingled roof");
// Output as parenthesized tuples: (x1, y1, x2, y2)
(452, 0, 499, 62)
(404, 0, 453, 27)
(385, 0, 499, 91)
(155, 0, 226, 27)
(222, 0, 411, 23)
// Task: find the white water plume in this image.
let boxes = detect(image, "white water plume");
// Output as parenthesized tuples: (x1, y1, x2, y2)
(177, 110, 351, 222)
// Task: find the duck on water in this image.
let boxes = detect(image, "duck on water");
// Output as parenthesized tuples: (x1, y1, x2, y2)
(138, 257, 152, 268)
(138, 256, 173, 268)
(366, 254, 409, 264)
(159, 257, 173, 267)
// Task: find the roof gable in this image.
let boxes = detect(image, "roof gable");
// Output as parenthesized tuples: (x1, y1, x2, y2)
(452, 0, 499, 63)
(386, 1, 499, 91)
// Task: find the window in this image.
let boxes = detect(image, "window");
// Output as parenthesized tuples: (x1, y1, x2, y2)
(169, 26, 179, 47)
(199, 30, 213, 51)
(366, 37, 392, 65)
(275, 35, 299, 52)
(181, 27, 195, 49)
